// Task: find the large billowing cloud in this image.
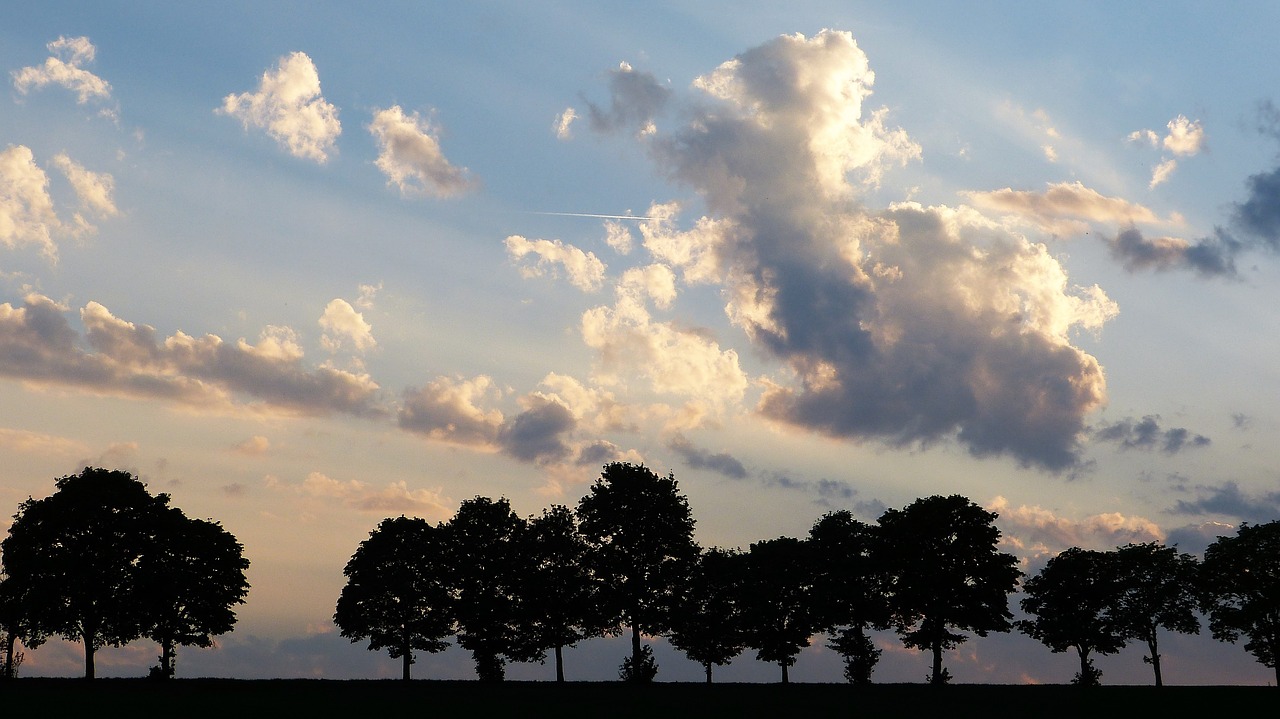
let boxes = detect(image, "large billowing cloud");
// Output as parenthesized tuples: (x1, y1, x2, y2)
(220, 52, 341, 163)
(578, 30, 1114, 470)
(11, 36, 111, 105)
(369, 105, 475, 197)
(0, 294, 382, 416)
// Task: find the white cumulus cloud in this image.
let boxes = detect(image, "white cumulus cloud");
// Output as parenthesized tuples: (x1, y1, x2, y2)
(220, 52, 341, 163)
(319, 298, 375, 354)
(369, 105, 475, 197)
(505, 235, 606, 291)
(11, 36, 112, 104)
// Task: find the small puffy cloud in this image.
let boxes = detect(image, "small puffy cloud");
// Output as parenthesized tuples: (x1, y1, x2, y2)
(1169, 481, 1280, 525)
(586, 61, 671, 136)
(50, 152, 117, 230)
(1, 145, 60, 258)
(989, 496, 1165, 561)
(0, 294, 383, 417)
(1127, 129, 1159, 147)
(1149, 158, 1178, 189)
(273, 471, 451, 518)
(319, 298, 375, 354)
(220, 52, 340, 163)
(397, 374, 504, 448)
(1163, 115, 1206, 156)
(638, 202, 733, 284)
(1104, 226, 1239, 277)
(11, 36, 111, 104)
(369, 105, 475, 197)
(497, 394, 576, 464)
(1092, 415, 1210, 453)
(505, 235, 607, 291)
(1041, 145, 1058, 163)
(603, 220, 634, 255)
(666, 432, 747, 479)
(232, 435, 271, 456)
(964, 181, 1164, 236)
(554, 107, 577, 139)
(355, 282, 381, 310)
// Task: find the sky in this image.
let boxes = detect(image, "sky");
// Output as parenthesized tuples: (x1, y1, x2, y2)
(2, 1, 1279, 684)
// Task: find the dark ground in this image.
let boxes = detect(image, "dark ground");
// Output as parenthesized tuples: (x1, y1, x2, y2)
(0, 679, 1269, 717)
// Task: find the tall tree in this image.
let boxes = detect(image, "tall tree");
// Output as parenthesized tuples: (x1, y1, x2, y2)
(809, 510, 888, 684)
(1199, 520, 1280, 686)
(334, 516, 454, 681)
(669, 547, 747, 683)
(1018, 547, 1126, 686)
(442, 496, 542, 681)
(523, 504, 599, 682)
(1111, 542, 1200, 686)
(739, 536, 822, 683)
(138, 508, 250, 678)
(877, 495, 1021, 685)
(0, 467, 170, 678)
(576, 462, 699, 681)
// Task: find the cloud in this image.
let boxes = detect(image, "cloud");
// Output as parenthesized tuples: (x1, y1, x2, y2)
(1169, 481, 1280, 525)
(319, 298, 375, 354)
(269, 471, 451, 518)
(1149, 158, 1178, 189)
(496, 394, 576, 463)
(1092, 415, 1210, 453)
(369, 105, 475, 197)
(586, 61, 671, 136)
(1104, 226, 1239, 276)
(1163, 115, 1206, 156)
(397, 374, 505, 448)
(988, 496, 1165, 560)
(666, 432, 747, 479)
(219, 52, 340, 163)
(0, 427, 86, 456)
(355, 283, 381, 310)
(505, 235, 607, 291)
(232, 435, 271, 456)
(0, 294, 383, 417)
(554, 107, 577, 139)
(11, 36, 111, 104)
(1, 145, 61, 258)
(49, 152, 118, 235)
(964, 181, 1165, 236)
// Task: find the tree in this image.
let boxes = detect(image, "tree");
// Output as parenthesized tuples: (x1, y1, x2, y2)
(575, 462, 699, 681)
(669, 547, 747, 683)
(877, 495, 1021, 685)
(334, 516, 453, 681)
(0, 571, 39, 679)
(0, 467, 171, 678)
(138, 508, 250, 678)
(1110, 542, 1200, 686)
(1199, 520, 1280, 686)
(1018, 547, 1126, 686)
(523, 504, 599, 682)
(739, 536, 822, 683)
(809, 510, 888, 684)
(442, 496, 542, 681)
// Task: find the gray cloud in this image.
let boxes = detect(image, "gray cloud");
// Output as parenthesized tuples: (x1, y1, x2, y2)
(585, 61, 670, 134)
(497, 397, 575, 463)
(1092, 415, 1210, 454)
(1170, 481, 1280, 524)
(666, 432, 747, 479)
(1105, 226, 1240, 277)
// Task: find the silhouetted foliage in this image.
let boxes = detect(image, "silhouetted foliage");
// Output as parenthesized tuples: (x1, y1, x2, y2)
(669, 547, 748, 683)
(576, 462, 698, 682)
(1199, 520, 1280, 686)
(443, 496, 543, 681)
(877, 495, 1021, 685)
(619, 643, 659, 682)
(0, 573, 34, 679)
(1019, 547, 1126, 686)
(523, 504, 601, 682)
(739, 536, 822, 683)
(1110, 542, 1200, 687)
(334, 516, 453, 680)
(809, 511, 889, 683)
(0, 467, 172, 678)
(138, 507, 250, 679)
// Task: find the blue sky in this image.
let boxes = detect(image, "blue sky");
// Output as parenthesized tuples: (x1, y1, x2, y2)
(3, 1, 1280, 683)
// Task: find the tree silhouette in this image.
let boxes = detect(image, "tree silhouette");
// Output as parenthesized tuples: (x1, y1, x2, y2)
(739, 536, 822, 683)
(523, 504, 599, 682)
(0, 467, 170, 678)
(1018, 547, 1126, 686)
(1199, 520, 1280, 686)
(809, 510, 888, 684)
(334, 516, 453, 681)
(669, 546, 747, 683)
(1111, 542, 1200, 686)
(877, 495, 1021, 685)
(138, 508, 250, 678)
(0, 572, 37, 679)
(576, 462, 698, 682)
(442, 496, 542, 681)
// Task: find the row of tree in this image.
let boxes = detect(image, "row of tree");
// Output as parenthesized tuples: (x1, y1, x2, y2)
(0, 468, 250, 679)
(336, 461, 1280, 686)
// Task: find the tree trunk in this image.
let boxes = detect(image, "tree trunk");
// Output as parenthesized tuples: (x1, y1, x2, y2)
(85, 642, 95, 680)
(161, 637, 175, 678)
(781, 661, 789, 684)
(402, 649, 412, 681)
(931, 639, 943, 685)
(704, 662, 713, 684)
(555, 644, 564, 683)
(631, 623, 641, 669)
(1147, 634, 1162, 687)
(1077, 646, 1091, 685)
(3, 633, 15, 679)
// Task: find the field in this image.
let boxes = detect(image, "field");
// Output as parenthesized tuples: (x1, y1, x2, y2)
(0, 679, 1269, 717)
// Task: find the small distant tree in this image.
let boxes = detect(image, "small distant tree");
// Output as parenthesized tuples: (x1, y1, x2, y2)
(1019, 547, 1126, 686)
(523, 504, 599, 682)
(576, 462, 699, 682)
(809, 511, 888, 684)
(1199, 520, 1280, 686)
(0, 573, 38, 679)
(877, 495, 1021, 685)
(669, 547, 747, 683)
(442, 496, 542, 681)
(334, 516, 454, 681)
(139, 508, 250, 679)
(739, 536, 821, 683)
(1110, 542, 1200, 686)
(0, 467, 171, 679)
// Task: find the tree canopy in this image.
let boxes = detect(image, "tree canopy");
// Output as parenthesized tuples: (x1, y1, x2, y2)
(809, 510, 888, 683)
(1200, 520, 1280, 686)
(523, 504, 600, 682)
(668, 547, 747, 684)
(1019, 547, 1126, 686)
(739, 536, 822, 683)
(1110, 542, 1200, 686)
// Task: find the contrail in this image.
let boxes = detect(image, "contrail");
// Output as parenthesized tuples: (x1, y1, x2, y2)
(530, 211, 655, 221)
